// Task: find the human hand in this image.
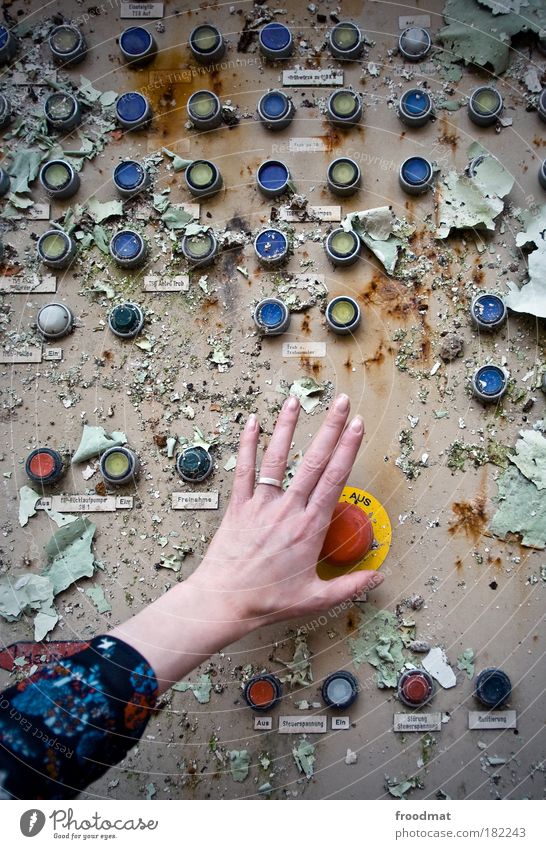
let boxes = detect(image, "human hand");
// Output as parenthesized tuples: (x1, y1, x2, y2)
(186, 393, 384, 630)
(111, 393, 385, 691)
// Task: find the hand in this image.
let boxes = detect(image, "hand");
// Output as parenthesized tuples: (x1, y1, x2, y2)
(187, 392, 384, 627)
(111, 393, 385, 691)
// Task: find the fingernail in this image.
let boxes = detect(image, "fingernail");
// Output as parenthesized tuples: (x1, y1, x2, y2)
(286, 395, 300, 411)
(349, 415, 364, 434)
(246, 413, 258, 431)
(335, 393, 350, 412)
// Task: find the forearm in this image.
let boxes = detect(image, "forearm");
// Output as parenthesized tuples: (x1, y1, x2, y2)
(109, 571, 258, 695)
(0, 636, 156, 799)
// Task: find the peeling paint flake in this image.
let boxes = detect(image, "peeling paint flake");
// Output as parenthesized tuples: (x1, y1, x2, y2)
(227, 749, 250, 782)
(292, 738, 316, 778)
(342, 206, 410, 275)
(439, 0, 545, 75)
(490, 466, 546, 549)
(435, 157, 513, 239)
(172, 673, 213, 703)
(72, 425, 127, 464)
(348, 605, 412, 688)
(505, 205, 546, 318)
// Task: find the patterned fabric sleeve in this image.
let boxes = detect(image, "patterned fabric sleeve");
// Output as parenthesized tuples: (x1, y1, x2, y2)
(0, 635, 158, 799)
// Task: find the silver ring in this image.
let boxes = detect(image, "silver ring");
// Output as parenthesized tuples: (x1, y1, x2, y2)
(257, 476, 283, 488)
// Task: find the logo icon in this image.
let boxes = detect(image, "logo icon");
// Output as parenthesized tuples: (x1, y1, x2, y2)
(20, 810, 46, 837)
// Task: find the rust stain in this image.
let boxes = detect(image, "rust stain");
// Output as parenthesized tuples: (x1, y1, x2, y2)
(472, 257, 485, 285)
(319, 124, 342, 153)
(438, 113, 459, 151)
(455, 557, 463, 571)
(344, 354, 353, 371)
(299, 355, 322, 376)
(145, 55, 224, 150)
(94, 480, 107, 497)
(300, 314, 311, 335)
(449, 492, 488, 541)
(363, 339, 393, 367)
(487, 554, 502, 569)
(359, 274, 431, 326)
(346, 611, 358, 633)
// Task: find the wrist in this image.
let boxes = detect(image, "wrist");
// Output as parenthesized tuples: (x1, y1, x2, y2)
(109, 570, 259, 695)
(183, 567, 262, 641)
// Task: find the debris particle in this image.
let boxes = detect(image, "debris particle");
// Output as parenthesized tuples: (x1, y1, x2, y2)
(457, 649, 475, 678)
(227, 750, 250, 782)
(385, 773, 423, 799)
(172, 673, 213, 703)
(85, 584, 112, 614)
(274, 630, 313, 687)
(18, 486, 41, 527)
(439, 334, 464, 362)
(292, 738, 316, 778)
(422, 647, 457, 688)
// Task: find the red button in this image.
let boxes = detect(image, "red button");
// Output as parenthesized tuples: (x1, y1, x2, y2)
(402, 673, 430, 704)
(319, 502, 374, 568)
(247, 679, 276, 707)
(29, 451, 55, 478)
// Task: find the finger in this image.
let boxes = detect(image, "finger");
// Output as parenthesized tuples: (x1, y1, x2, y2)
(313, 569, 384, 610)
(287, 394, 351, 503)
(306, 415, 364, 515)
(256, 395, 300, 491)
(229, 413, 259, 505)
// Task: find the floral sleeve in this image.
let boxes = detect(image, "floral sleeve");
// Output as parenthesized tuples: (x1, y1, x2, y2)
(0, 635, 157, 799)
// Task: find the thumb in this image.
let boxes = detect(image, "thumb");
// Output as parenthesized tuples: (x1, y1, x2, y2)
(319, 570, 385, 609)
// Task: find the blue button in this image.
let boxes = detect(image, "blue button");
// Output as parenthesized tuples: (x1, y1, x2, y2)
(476, 669, 511, 708)
(261, 91, 288, 119)
(261, 22, 291, 51)
(475, 365, 506, 396)
(178, 446, 212, 480)
(114, 161, 144, 190)
(259, 301, 284, 328)
(0, 25, 8, 47)
(112, 231, 141, 259)
(111, 304, 139, 331)
(258, 161, 289, 191)
(401, 156, 431, 185)
(255, 229, 287, 259)
(120, 26, 152, 55)
(401, 89, 430, 116)
(472, 294, 505, 325)
(116, 92, 147, 123)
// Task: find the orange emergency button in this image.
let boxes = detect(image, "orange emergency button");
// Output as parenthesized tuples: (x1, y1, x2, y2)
(319, 502, 374, 568)
(317, 486, 392, 580)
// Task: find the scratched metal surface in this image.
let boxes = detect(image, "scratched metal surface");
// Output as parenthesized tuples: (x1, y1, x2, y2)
(0, 0, 544, 801)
